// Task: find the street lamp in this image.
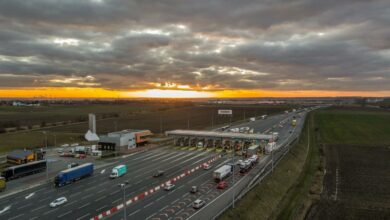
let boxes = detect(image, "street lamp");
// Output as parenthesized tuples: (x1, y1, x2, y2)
(118, 181, 129, 220)
(42, 131, 48, 181)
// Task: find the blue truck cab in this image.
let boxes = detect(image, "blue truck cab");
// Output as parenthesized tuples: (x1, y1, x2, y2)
(54, 163, 94, 187)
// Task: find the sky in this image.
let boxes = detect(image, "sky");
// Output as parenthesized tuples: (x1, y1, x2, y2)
(0, 0, 389, 98)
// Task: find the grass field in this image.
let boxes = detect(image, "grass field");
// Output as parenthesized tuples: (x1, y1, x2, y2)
(0, 103, 292, 153)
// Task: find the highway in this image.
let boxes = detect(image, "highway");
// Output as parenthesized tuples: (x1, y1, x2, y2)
(0, 110, 308, 220)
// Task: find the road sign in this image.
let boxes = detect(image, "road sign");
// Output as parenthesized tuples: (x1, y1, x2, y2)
(218, 109, 232, 115)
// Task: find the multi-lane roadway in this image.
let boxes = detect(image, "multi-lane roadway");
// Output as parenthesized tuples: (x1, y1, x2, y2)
(0, 110, 308, 220)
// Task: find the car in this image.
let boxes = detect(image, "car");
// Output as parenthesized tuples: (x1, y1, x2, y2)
(217, 181, 228, 189)
(50, 197, 67, 207)
(153, 170, 165, 177)
(193, 199, 205, 209)
(164, 183, 175, 191)
(57, 148, 64, 154)
(190, 185, 198, 193)
(67, 162, 79, 169)
(203, 163, 212, 170)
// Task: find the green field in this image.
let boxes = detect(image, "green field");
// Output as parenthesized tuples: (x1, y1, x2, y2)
(315, 108, 390, 146)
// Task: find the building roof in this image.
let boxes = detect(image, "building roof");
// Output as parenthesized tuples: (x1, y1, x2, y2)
(7, 149, 34, 159)
(165, 130, 273, 140)
(108, 129, 149, 136)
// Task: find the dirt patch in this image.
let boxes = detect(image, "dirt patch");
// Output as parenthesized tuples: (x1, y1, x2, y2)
(306, 144, 390, 220)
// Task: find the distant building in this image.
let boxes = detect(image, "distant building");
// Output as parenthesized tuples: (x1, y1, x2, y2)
(12, 101, 40, 107)
(7, 150, 36, 165)
(98, 129, 152, 151)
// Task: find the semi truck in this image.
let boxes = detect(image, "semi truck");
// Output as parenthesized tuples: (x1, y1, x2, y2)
(213, 165, 232, 182)
(246, 145, 260, 156)
(54, 163, 94, 187)
(265, 142, 277, 154)
(0, 177, 5, 192)
(110, 165, 127, 178)
(1, 160, 47, 181)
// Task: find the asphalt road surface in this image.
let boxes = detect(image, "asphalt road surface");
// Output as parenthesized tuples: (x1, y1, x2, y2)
(0, 109, 309, 220)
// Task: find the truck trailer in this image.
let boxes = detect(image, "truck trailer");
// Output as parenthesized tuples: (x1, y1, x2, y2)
(1, 160, 47, 181)
(213, 165, 232, 182)
(239, 160, 252, 173)
(110, 165, 127, 178)
(265, 142, 276, 154)
(54, 163, 94, 187)
(246, 145, 259, 157)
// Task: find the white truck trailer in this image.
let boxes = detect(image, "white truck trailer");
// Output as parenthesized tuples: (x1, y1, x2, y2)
(246, 145, 260, 156)
(213, 165, 232, 182)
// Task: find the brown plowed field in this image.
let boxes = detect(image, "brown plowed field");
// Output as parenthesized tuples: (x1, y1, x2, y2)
(307, 144, 390, 220)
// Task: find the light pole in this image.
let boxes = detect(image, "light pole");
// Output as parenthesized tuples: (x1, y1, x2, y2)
(118, 181, 129, 220)
(42, 131, 48, 181)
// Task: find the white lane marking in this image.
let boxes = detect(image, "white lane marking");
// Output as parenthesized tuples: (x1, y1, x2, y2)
(8, 213, 24, 220)
(109, 190, 120, 196)
(171, 198, 180, 204)
(128, 209, 140, 217)
(63, 201, 77, 207)
(100, 169, 105, 174)
(81, 194, 94, 200)
(25, 192, 35, 199)
(78, 202, 90, 209)
(96, 206, 107, 211)
(58, 210, 72, 218)
(144, 202, 154, 208)
(96, 189, 105, 194)
(38, 197, 51, 202)
(42, 189, 55, 194)
(94, 196, 106, 202)
(187, 168, 212, 184)
(76, 213, 90, 220)
(29, 216, 39, 220)
(145, 213, 155, 220)
(17, 203, 31, 210)
(43, 209, 56, 215)
(70, 192, 82, 198)
(159, 205, 168, 211)
(178, 185, 184, 189)
(182, 192, 189, 198)
(30, 205, 45, 212)
(156, 195, 165, 201)
(111, 198, 121, 204)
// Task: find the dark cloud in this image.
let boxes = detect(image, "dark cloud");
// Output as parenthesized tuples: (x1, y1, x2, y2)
(0, 0, 389, 92)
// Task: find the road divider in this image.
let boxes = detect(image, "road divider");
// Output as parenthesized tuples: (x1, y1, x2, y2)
(91, 154, 222, 220)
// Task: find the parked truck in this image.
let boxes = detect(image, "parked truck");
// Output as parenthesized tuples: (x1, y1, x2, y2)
(110, 165, 127, 179)
(246, 145, 260, 157)
(0, 177, 6, 192)
(213, 165, 232, 182)
(54, 163, 94, 187)
(249, 117, 256, 122)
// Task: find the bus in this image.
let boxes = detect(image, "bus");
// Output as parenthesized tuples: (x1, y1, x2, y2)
(1, 160, 47, 181)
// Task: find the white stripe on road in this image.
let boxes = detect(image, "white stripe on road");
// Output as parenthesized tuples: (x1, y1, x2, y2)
(58, 210, 72, 218)
(159, 205, 168, 211)
(111, 198, 121, 204)
(81, 194, 94, 200)
(70, 192, 82, 197)
(94, 196, 106, 202)
(156, 195, 165, 201)
(17, 203, 31, 210)
(8, 214, 24, 220)
(64, 201, 77, 207)
(96, 206, 107, 212)
(128, 209, 140, 217)
(43, 209, 57, 215)
(76, 213, 90, 220)
(78, 202, 90, 209)
(30, 205, 45, 212)
(144, 202, 154, 208)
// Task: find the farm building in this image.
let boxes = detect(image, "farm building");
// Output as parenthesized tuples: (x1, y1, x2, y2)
(98, 129, 152, 151)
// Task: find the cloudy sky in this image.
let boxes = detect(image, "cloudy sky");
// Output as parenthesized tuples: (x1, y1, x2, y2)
(0, 0, 389, 98)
